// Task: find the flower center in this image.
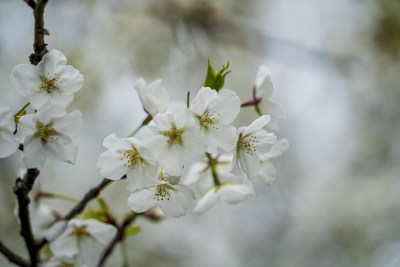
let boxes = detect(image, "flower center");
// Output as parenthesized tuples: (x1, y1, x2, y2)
(154, 184, 171, 201)
(163, 127, 183, 145)
(34, 122, 59, 145)
(121, 146, 140, 169)
(200, 109, 220, 129)
(70, 225, 90, 243)
(238, 134, 259, 156)
(59, 261, 74, 267)
(39, 75, 60, 93)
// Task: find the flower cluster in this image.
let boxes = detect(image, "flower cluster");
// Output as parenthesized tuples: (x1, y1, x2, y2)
(98, 64, 288, 217)
(1, 50, 84, 168)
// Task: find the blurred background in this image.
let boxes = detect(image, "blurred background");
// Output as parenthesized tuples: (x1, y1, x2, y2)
(1, 0, 400, 266)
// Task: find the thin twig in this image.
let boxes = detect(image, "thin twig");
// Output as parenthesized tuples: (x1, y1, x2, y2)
(14, 169, 41, 267)
(98, 212, 138, 267)
(29, 0, 49, 65)
(0, 240, 29, 267)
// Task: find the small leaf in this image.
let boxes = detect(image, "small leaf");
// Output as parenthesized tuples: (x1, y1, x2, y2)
(125, 224, 141, 237)
(203, 59, 231, 91)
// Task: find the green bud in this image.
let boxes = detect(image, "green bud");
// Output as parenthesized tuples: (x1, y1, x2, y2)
(203, 59, 231, 92)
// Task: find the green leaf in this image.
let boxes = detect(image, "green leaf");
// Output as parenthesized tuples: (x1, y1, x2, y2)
(125, 224, 141, 237)
(203, 59, 231, 91)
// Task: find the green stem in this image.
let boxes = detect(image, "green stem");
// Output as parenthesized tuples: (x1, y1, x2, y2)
(127, 114, 152, 137)
(121, 241, 129, 267)
(206, 153, 221, 186)
(254, 105, 263, 116)
(14, 102, 30, 120)
(186, 91, 190, 108)
(37, 191, 79, 203)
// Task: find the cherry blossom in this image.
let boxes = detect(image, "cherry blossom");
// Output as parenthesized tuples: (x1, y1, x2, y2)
(18, 105, 83, 168)
(10, 50, 84, 109)
(190, 87, 240, 152)
(97, 133, 158, 191)
(49, 219, 116, 266)
(231, 115, 277, 180)
(127, 170, 195, 217)
(142, 103, 207, 176)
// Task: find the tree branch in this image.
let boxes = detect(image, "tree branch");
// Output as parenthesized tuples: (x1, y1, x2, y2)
(23, 0, 36, 9)
(13, 169, 40, 267)
(0, 240, 29, 267)
(98, 212, 138, 267)
(29, 0, 49, 65)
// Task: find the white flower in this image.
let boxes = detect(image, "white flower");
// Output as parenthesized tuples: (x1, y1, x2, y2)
(142, 103, 207, 176)
(0, 105, 19, 158)
(253, 65, 284, 131)
(134, 78, 170, 117)
(49, 219, 116, 266)
(97, 133, 158, 191)
(127, 171, 195, 218)
(18, 105, 83, 168)
(188, 157, 255, 213)
(190, 87, 240, 152)
(10, 50, 84, 109)
(255, 138, 289, 185)
(231, 115, 277, 180)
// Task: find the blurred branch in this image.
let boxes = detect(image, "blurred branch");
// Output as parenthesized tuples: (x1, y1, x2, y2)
(98, 212, 138, 267)
(24, 0, 36, 9)
(0, 240, 29, 267)
(14, 169, 40, 267)
(29, 0, 49, 65)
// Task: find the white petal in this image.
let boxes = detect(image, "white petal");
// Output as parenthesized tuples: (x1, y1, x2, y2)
(256, 161, 277, 185)
(220, 184, 255, 204)
(245, 115, 271, 134)
(29, 89, 51, 109)
(77, 237, 102, 267)
(193, 188, 219, 214)
(85, 219, 117, 245)
(181, 126, 207, 153)
(22, 136, 46, 168)
(148, 113, 173, 132)
(97, 150, 127, 180)
(10, 64, 41, 97)
(261, 138, 289, 160)
(50, 227, 77, 257)
(208, 89, 240, 124)
(45, 220, 67, 242)
(18, 114, 36, 140)
(239, 151, 260, 180)
(51, 91, 74, 107)
(38, 50, 67, 76)
(36, 105, 66, 125)
(0, 105, 16, 131)
(159, 144, 185, 176)
(43, 134, 77, 164)
(190, 87, 217, 116)
(141, 134, 169, 159)
(183, 161, 209, 185)
(259, 100, 285, 121)
(57, 65, 84, 94)
(159, 185, 194, 217)
(127, 188, 157, 213)
(126, 162, 158, 192)
(52, 110, 83, 137)
(207, 124, 237, 152)
(255, 65, 274, 99)
(0, 130, 19, 158)
(252, 131, 277, 155)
